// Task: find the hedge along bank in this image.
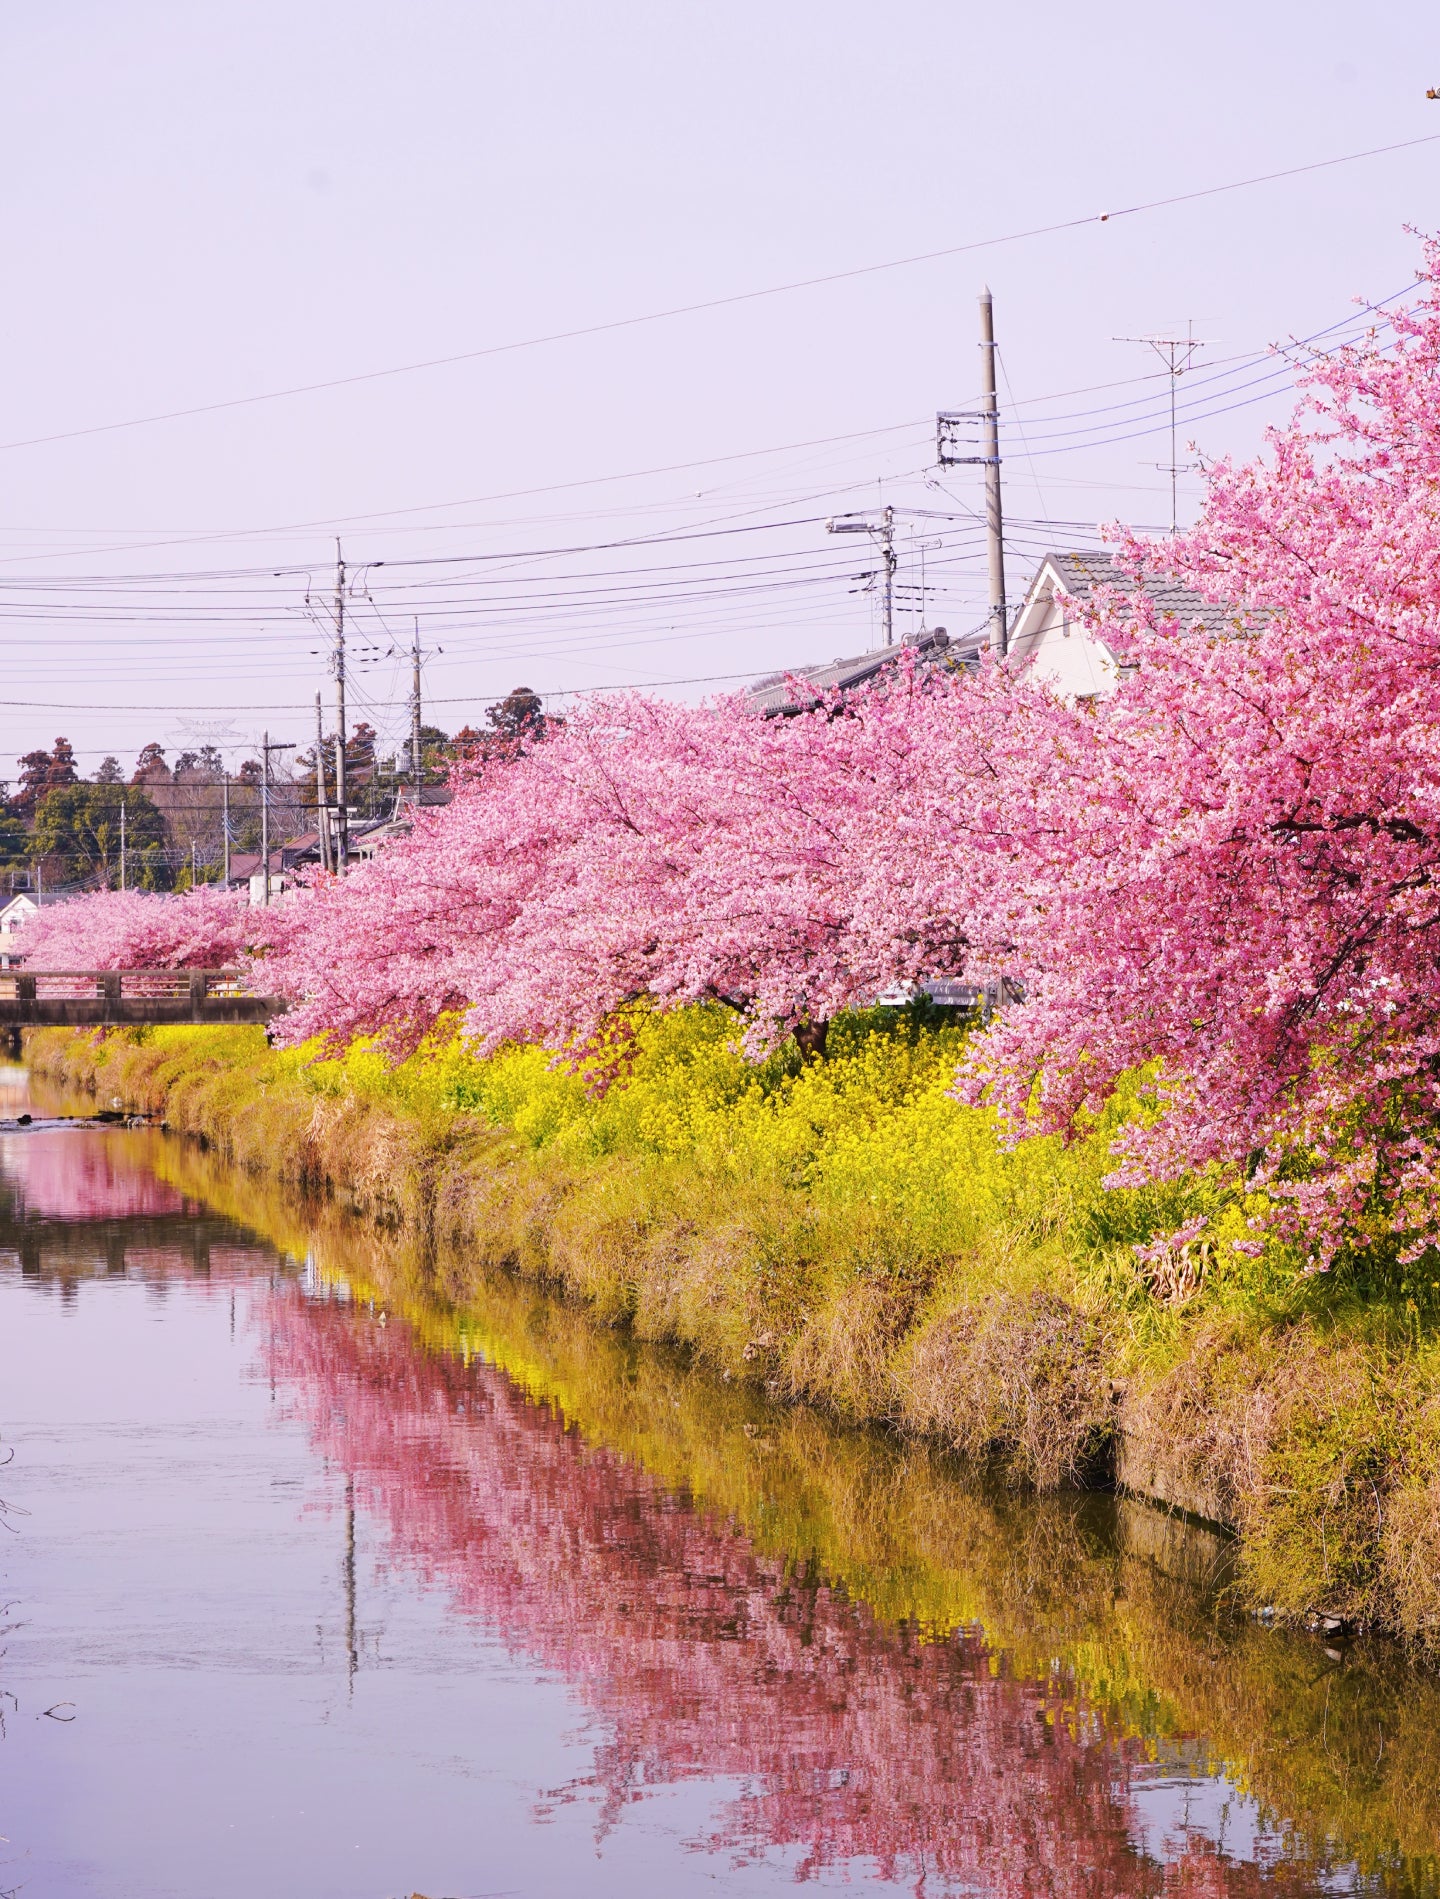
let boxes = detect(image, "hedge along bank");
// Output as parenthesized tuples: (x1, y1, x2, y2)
(26, 1005, 1440, 1652)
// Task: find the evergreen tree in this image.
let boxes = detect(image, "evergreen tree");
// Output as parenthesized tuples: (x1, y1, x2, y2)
(14, 739, 80, 819)
(30, 783, 165, 887)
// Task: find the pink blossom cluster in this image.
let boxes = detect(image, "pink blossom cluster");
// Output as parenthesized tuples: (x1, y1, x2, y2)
(13, 886, 252, 972)
(260, 669, 1040, 1065)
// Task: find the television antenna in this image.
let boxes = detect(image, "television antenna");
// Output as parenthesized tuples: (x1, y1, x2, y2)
(1115, 322, 1213, 533)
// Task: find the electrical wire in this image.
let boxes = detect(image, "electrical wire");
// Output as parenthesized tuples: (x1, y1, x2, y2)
(2, 130, 1436, 458)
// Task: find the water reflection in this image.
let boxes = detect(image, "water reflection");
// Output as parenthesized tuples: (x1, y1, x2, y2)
(2, 1105, 1438, 1895)
(269, 1290, 1341, 1895)
(0, 1127, 259, 1286)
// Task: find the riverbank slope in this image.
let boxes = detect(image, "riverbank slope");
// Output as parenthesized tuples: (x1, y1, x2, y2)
(26, 1013, 1440, 1648)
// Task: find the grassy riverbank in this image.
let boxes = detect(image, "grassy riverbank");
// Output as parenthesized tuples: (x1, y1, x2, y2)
(25, 1010, 1440, 1648)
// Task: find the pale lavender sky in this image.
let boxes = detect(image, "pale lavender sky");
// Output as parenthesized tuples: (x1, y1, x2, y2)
(2, 1, 1438, 771)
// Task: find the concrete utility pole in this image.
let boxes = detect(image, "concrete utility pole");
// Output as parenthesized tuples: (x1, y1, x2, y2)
(333, 539, 348, 871)
(314, 692, 332, 874)
(260, 734, 297, 906)
(879, 505, 896, 647)
(411, 619, 424, 791)
(826, 506, 897, 647)
(222, 776, 231, 888)
(260, 731, 270, 907)
(978, 287, 1007, 656)
(119, 798, 127, 892)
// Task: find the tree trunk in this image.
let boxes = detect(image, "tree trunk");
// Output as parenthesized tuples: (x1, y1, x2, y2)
(793, 1017, 829, 1062)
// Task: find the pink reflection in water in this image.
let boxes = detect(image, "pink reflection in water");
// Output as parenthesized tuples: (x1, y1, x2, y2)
(1, 1130, 188, 1221)
(266, 1292, 1326, 1897)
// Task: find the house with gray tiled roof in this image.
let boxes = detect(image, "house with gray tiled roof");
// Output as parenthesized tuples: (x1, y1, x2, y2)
(1008, 550, 1247, 699)
(743, 624, 985, 717)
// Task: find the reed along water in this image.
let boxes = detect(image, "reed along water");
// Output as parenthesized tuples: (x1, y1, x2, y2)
(2, 1064, 1438, 1898)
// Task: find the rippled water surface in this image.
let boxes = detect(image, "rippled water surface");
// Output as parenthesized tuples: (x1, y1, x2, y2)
(2, 1064, 1438, 1897)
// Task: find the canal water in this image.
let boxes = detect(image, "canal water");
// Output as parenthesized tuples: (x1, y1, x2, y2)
(2, 1068, 1438, 1897)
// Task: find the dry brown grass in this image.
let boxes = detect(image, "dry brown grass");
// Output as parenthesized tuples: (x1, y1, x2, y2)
(1119, 1319, 1440, 1644)
(782, 1271, 917, 1418)
(1119, 1319, 1277, 1529)
(896, 1286, 1118, 1488)
(1382, 1475, 1440, 1644)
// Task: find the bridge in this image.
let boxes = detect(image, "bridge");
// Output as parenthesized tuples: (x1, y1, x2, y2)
(0, 969, 287, 1029)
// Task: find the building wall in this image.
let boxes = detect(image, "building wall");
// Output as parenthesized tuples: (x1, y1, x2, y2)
(1011, 593, 1118, 699)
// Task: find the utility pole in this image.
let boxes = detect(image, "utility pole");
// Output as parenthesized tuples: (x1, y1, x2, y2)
(411, 618, 424, 790)
(879, 506, 896, 648)
(119, 798, 127, 893)
(826, 506, 897, 647)
(344, 1474, 358, 1696)
(222, 776, 231, 889)
(315, 692, 332, 873)
(191, 839, 198, 887)
(333, 539, 348, 871)
(260, 734, 297, 906)
(978, 287, 1007, 656)
(1115, 322, 1208, 535)
(936, 290, 1008, 656)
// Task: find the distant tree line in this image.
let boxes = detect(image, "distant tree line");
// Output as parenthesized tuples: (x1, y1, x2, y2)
(0, 686, 553, 893)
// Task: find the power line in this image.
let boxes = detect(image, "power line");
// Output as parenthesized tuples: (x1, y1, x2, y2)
(0, 422, 934, 568)
(2, 131, 1436, 457)
(0, 283, 1414, 610)
(0, 268, 1425, 727)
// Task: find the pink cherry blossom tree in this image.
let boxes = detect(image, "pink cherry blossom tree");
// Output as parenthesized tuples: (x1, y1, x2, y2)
(13, 885, 252, 972)
(33, 238, 1440, 1272)
(263, 668, 1037, 1065)
(962, 237, 1440, 1265)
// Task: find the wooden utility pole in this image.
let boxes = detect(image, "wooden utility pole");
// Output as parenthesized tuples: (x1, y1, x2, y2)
(333, 540, 348, 871)
(978, 287, 1007, 656)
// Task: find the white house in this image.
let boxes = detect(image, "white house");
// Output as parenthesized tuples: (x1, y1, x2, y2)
(0, 890, 73, 967)
(1007, 550, 1243, 699)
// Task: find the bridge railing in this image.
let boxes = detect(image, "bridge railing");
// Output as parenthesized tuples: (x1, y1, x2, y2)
(0, 968, 254, 1004)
